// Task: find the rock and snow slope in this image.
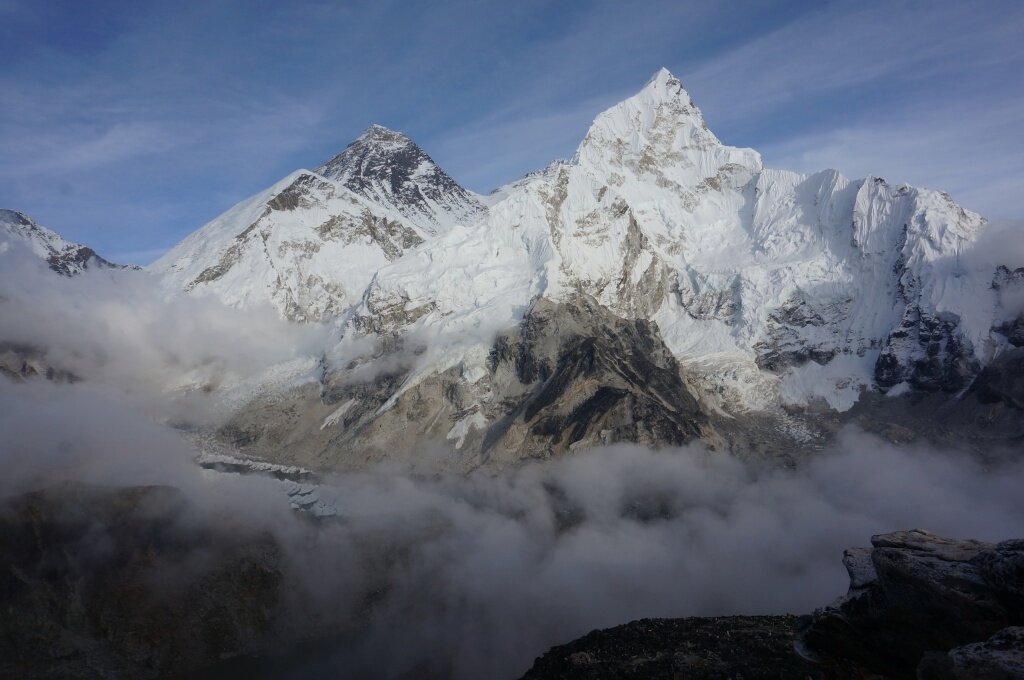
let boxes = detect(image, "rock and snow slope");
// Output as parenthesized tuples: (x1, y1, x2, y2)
(0, 209, 128, 276)
(348, 69, 1008, 412)
(150, 126, 484, 322)
(61, 67, 1022, 466)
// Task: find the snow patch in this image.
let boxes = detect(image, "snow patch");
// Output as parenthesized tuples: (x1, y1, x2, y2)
(446, 411, 487, 449)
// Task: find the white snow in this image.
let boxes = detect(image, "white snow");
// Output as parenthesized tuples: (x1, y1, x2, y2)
(321, 399, 356, 430)
(149, 68, 1007, 413)
(446, 410, 487, 449)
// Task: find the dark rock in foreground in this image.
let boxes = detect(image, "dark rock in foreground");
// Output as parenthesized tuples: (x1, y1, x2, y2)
(918, 627, 1024, 679)
(522, 530, 1024, 680)
(802, 529, 1024, 678)
(520, 615, 820, 679)
(0, 484, 281, 679)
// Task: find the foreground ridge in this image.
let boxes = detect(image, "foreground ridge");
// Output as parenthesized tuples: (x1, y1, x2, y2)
(521, 529, 1024, 679)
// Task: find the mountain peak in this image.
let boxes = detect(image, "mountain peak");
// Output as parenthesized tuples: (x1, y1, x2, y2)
(0, 208, 35, 228)
(574, 67, 724, 172)
(315, 124, 420, 182)
(314, 125, 484, 234)
(0, 209, 129, 276)
(643, 67, 685, 96)
(628, 66, 697, 116)
(354, 123, 411, 147)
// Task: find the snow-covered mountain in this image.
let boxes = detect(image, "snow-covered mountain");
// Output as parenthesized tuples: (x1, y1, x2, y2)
(0, 209, 128, 276)
(350, 69, 1009, 409)
(150, 126, 484, 322)
(143, 68, 1022, 467)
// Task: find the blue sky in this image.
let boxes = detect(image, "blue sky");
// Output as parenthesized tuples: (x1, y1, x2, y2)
(1, 0, 1022, 263)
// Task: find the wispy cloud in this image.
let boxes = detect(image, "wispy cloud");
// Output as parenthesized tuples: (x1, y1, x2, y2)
(0, 0, 1021, 258)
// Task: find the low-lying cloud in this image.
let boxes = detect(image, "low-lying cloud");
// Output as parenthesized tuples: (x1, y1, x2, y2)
(2, 239, 1023, 679)
(0, 240, 330, 421)
(3, 372, 1021, 678)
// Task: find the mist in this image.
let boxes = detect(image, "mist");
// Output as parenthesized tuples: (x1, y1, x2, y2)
(2, 237, 1024, 679)
(2, 370, 1022, 678)
(0, 240, 331, 426)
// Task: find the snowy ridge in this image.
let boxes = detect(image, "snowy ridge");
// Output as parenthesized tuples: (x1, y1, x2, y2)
(0, 209, 128, 276)
(151, 126, 484, 322)
(349, 68, 1005, 411)
(155, 68, 1015, 414)
(315, 124, 485, 234)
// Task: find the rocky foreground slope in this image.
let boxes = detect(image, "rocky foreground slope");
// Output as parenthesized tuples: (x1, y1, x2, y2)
(3, 483, 1020, 680)
(522, 529, 1024, 679)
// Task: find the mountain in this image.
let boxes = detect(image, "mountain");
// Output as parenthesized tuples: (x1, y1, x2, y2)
(348, 68, 1010, 412)
(150, 126, 484, 322)
(0, 209, 129, 276)
(147, 69, 1023, 468)
(315, 124, 485, 233)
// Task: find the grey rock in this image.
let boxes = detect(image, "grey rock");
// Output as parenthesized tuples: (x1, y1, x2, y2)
(0, 483, 282, 679)
(917, 627, 1024, 680)
(519, 615, 821, 680)
(802, 530, 1024, 677)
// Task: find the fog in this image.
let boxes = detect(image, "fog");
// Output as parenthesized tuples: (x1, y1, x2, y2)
(967, 218, 1024, 316)
(3, 372, 1022, 678)
(2, 241, 1024, 679)
(0, 241, 329, 396)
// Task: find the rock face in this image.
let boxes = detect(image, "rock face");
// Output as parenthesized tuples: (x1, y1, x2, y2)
(339, 68, 1002, 417)
(520, 530, 1024, 680)
(150, 126, 483, 322)
(801, 530, 1024, 678)
(150, 68, 1020, 418)
(0, 484, 282, 679)
(315, 123, 485, 233)
(212, 294, 715, 471)
(141, 70, 1024, 470)
(0, 209, 130, 276)
(4, 67, 1015, 468)
(918, 627, 1024, 680)
(520, 616, 820, 680)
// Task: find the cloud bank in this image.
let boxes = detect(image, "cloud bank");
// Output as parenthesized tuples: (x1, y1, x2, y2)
(2, 229, 1023, 679)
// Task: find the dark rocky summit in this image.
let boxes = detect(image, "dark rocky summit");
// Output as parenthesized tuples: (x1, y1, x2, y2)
(0, 209, 133, 276)
(315, 124, 485, 232)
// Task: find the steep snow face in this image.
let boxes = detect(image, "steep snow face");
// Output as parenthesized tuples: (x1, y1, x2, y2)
(151, 127, 485, 322)
(355, 69, 1001, 411)
(0, 209, 126, 276)
(316, 124, 485, 235)
(151, 68, 1008, 414)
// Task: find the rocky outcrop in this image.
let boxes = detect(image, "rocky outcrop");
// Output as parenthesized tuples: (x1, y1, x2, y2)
(918, 627, 1024, 679)
(801, 530, 1024, 678)
(520, 616, 820, 680)
(481, 294, 713, 459)
(875, 306, 981, 392)
(213, 294, 715, 471)
(0, 342, 79, 384)
(520, 530, 1024, 680)
(0, 484, 282, 679)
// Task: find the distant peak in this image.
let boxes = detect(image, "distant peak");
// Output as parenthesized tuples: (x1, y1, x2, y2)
(312, 122, 483, 223)
(639, 67, 690, 104)
(646, 67, 676, 86)
(355, 124, 410, 145)
(0, 209, 35, 227)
